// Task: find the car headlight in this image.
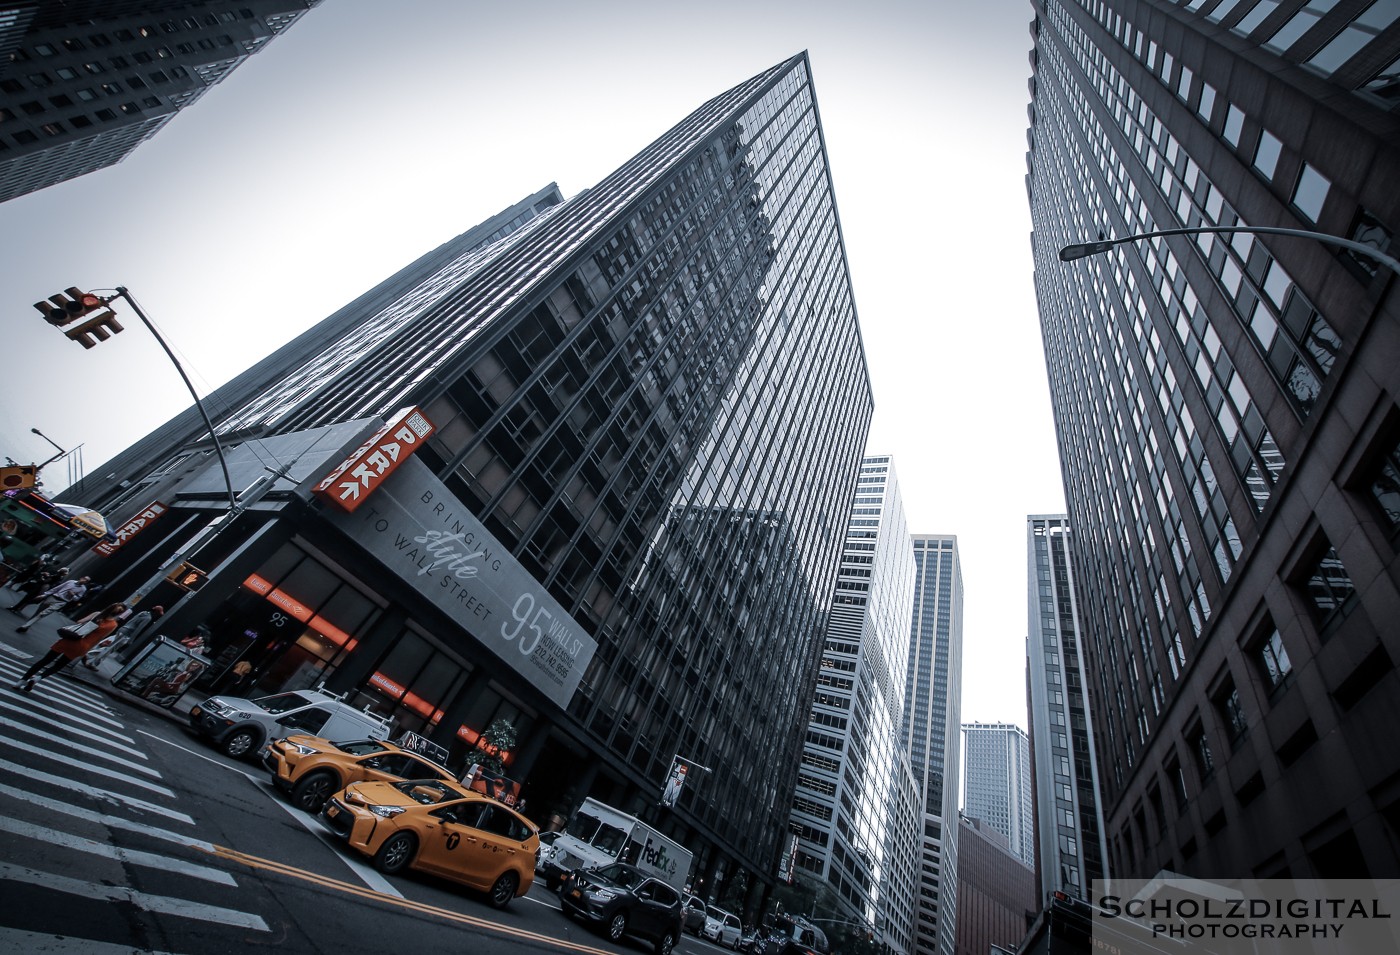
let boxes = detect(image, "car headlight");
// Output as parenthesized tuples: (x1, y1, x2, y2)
(289, 742, 320, 756)
(367, 805, 406, 818)
(589, 887, 621, 902)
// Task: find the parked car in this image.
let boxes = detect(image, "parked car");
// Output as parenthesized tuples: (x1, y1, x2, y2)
(319, 777, 538, 908)
(683, 893, 708, 935)
(753, 915, 829, 955)
(703, 905, 743, 948)
(263, 735, 455, 812)
(189, 688, 392, 759)
(560, 862, 684, 955)
(737, 927, 763, 952)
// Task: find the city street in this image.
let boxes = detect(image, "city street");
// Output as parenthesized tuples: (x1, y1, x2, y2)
(0, 606, 728, 955)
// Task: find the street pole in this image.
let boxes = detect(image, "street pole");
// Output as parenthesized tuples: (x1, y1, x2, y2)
(1059, 225, 1400, 274)
(109, 287, 238, 512)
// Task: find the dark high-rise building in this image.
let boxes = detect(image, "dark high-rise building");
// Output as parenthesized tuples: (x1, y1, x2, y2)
(65, 52, 872, 905)
(953, 815, 1037, 955)
(0, 1, 322, 203)
(1028, 0, 1400, 880)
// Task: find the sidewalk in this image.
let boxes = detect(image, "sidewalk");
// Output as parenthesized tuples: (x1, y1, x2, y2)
(1, 592, 201, 725)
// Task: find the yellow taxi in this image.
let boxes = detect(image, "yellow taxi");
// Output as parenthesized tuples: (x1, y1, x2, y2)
(263, 736, 455, 813)
(319, 777, 539, 908)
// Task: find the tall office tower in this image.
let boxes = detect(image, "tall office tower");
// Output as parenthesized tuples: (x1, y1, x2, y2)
(0, 1, 322, 203)
(962, 722, 1035, 870)
(953, 816, 1037, 955)
(789, 455, 920, 954)
(902, 535, 965, 955)
(1028, 0, 1400, 880)
(1026, 516, 1109, 903)
(67, 53, 873, 909)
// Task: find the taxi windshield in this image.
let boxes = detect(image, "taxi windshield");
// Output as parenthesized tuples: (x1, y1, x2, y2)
(253, 692, 314, 714)
(390, 779, 467, 804)
(332, 740, 388, 756)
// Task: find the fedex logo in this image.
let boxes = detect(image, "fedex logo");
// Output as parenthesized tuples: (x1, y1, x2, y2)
(314, 407, 434, 513)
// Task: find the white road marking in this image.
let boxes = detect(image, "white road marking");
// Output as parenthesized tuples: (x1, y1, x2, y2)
(0, 781, 215, 852)
(0, 861, 268, 931)
(0, 926, 187, 954)
(0, 742, 173, 797)
(0, 716, 158, 776)
(0, 814, 236, 886)
(138, 731, 262, 782)
(0, 758, 192, 824)
(0, 693, 137, 745)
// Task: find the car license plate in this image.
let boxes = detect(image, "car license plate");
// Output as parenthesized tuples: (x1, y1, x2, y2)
(570, 889, 581, 899)
(191, 705, 202, 717)
(326, 805, 339, 818)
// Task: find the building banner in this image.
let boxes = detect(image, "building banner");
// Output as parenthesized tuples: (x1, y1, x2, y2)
(324, 455, 597, 709)
(660, 757, 688, 807)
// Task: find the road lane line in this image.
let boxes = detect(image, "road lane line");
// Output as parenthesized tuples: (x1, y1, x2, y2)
(0, 926, 187, 955)
(0, 861, 269, 931)
(0, 758, 192, 824)
(0, 814, 236, 885)
(0, 780, 215, 852)
(0, 741, 173, 796)
(0, 696, 140, 748)
(0, 715, 158, 775)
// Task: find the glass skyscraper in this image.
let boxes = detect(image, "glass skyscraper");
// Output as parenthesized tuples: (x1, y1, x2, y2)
(1026, 516, 1108, 904)
(902, 535, 964, 955)
(1029, 0, 1400, 880)
(788, 454, 920, 954)
(69, 52, 873, 907)
(962, 722, 1035, 870)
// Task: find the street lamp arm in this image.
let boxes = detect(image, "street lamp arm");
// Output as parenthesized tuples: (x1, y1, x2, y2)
(111, 287, 238, 511)
(1059, 225, 1400, 275)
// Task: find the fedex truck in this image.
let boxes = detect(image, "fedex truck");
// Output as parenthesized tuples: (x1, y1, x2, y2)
(538, 797, 692, 893)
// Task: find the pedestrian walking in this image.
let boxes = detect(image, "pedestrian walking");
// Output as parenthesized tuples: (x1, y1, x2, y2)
(15, 603, 127, 692)
(83, 604, 164, 669)
(15, 576, 91, 630)
(7, 563, 65, 611)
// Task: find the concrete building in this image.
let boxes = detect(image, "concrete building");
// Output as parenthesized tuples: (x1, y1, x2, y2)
(57, 52, 873, 908)
(1028, 0, 1400, 879)
(902, 535, 965, 955)
(788, 454, 920, 954)
(962, 722, 1034, 870)
(0, 1, 322, 203)
(953, 815, 1037, 955)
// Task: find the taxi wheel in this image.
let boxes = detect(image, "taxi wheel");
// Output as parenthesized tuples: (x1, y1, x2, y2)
(222, 728, 260, 759)
(656, 930, 677, 955)
(487, 870, 518, 909)
(373, 832, 417, 874)
(607, 911, 628, 942)
(292, 771, 337, 812)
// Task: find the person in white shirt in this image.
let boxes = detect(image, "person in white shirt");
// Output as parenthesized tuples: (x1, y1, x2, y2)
(16, 576, 91, 633)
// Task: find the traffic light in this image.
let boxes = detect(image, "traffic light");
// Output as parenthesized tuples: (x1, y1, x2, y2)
(166, 562, 208, 591)
(0, 465, 36, 490)
(32, 287, 123, 348)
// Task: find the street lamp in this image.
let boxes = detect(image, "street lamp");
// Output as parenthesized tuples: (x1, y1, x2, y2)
(1059, 225, 1400, 274)
(30, 427, 69, 471)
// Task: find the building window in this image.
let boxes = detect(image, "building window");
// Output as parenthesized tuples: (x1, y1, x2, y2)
(1369, 430, 1400, 531)
(1213, 676, 1249, 746)
(1223, 104, 1245, 146)
(1292, 163, 1331, 223)
(1253, 129, 1282, 179)
(1257, 628, 1294, 691)
(1189, 719, 1215, 779)
(1301, 543, 1357, 633)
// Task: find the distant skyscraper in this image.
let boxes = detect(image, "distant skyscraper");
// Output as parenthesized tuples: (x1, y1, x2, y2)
(962, 722, 1034, 870)
(789, 454, 920, 955)
(902, 535, 964, 955)
(62, 52, 873, 911)
(1029, 0, 1400, 879)
(0, 1, 322, 202)
(1026, 516, 1108, 904)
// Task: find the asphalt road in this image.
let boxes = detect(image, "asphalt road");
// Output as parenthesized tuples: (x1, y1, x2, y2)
(0, 598, 736, 955)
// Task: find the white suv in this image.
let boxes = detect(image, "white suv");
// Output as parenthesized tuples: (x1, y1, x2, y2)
(703, 906, 742, 948)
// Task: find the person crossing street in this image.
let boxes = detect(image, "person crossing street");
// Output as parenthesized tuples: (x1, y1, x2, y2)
(83, 604, 164, 669)
(15, 575, 92, 632)
(15, 603, 127, 692)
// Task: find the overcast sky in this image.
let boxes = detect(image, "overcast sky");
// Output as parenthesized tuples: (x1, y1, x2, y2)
(0, 0, 1064, 737)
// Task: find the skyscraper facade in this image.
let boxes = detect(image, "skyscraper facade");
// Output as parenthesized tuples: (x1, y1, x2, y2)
(1028, 0, 1400, 879)
(902, 535, 965, 955)
(1026, 515, 1109, 903)
(788, 454, 920, 954)
(64, 53, 873, 908)
(962, 722, 1035, 870)
(953, 815, 1037, 955)
(0, 1, 322, 203)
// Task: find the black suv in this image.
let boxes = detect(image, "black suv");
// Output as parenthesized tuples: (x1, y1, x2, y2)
(754, 915, 829, 955)
(560, 862, 684, 955)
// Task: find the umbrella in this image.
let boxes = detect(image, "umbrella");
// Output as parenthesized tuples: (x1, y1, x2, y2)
(51, 503, 110, 539)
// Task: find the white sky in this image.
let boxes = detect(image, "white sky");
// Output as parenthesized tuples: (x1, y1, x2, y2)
(0, 0, 1064, 731)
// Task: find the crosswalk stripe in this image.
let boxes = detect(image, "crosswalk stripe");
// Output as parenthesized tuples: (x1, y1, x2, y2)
(0, 674, 126, 732)
(0, 702, 146, 757)
(0, 739, 173, 796)
(0, 717, 161, 779)
(0, 781, 215, 852)
(0, 758, 191, 823)
(0, 926, 188, 955)
(0, 814, 236, 886)
(0, 656, 112, 704)
(0, 672, 115, 712)
(0, 861, 268, 931)
(0, 692, 136, 745)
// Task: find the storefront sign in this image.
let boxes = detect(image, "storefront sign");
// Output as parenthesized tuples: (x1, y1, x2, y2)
(93, 501, 168, 556)
(324, 456, 597, 709)
(314, 407, 435, 513)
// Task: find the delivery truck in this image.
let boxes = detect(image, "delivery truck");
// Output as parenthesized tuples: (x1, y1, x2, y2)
(538, 797, 692, 893)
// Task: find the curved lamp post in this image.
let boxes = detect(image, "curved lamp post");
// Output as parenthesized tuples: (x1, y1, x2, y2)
(1059, 225, 1400, 275)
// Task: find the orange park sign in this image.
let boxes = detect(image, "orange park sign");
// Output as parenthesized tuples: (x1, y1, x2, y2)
(314, 407, 434, 513)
